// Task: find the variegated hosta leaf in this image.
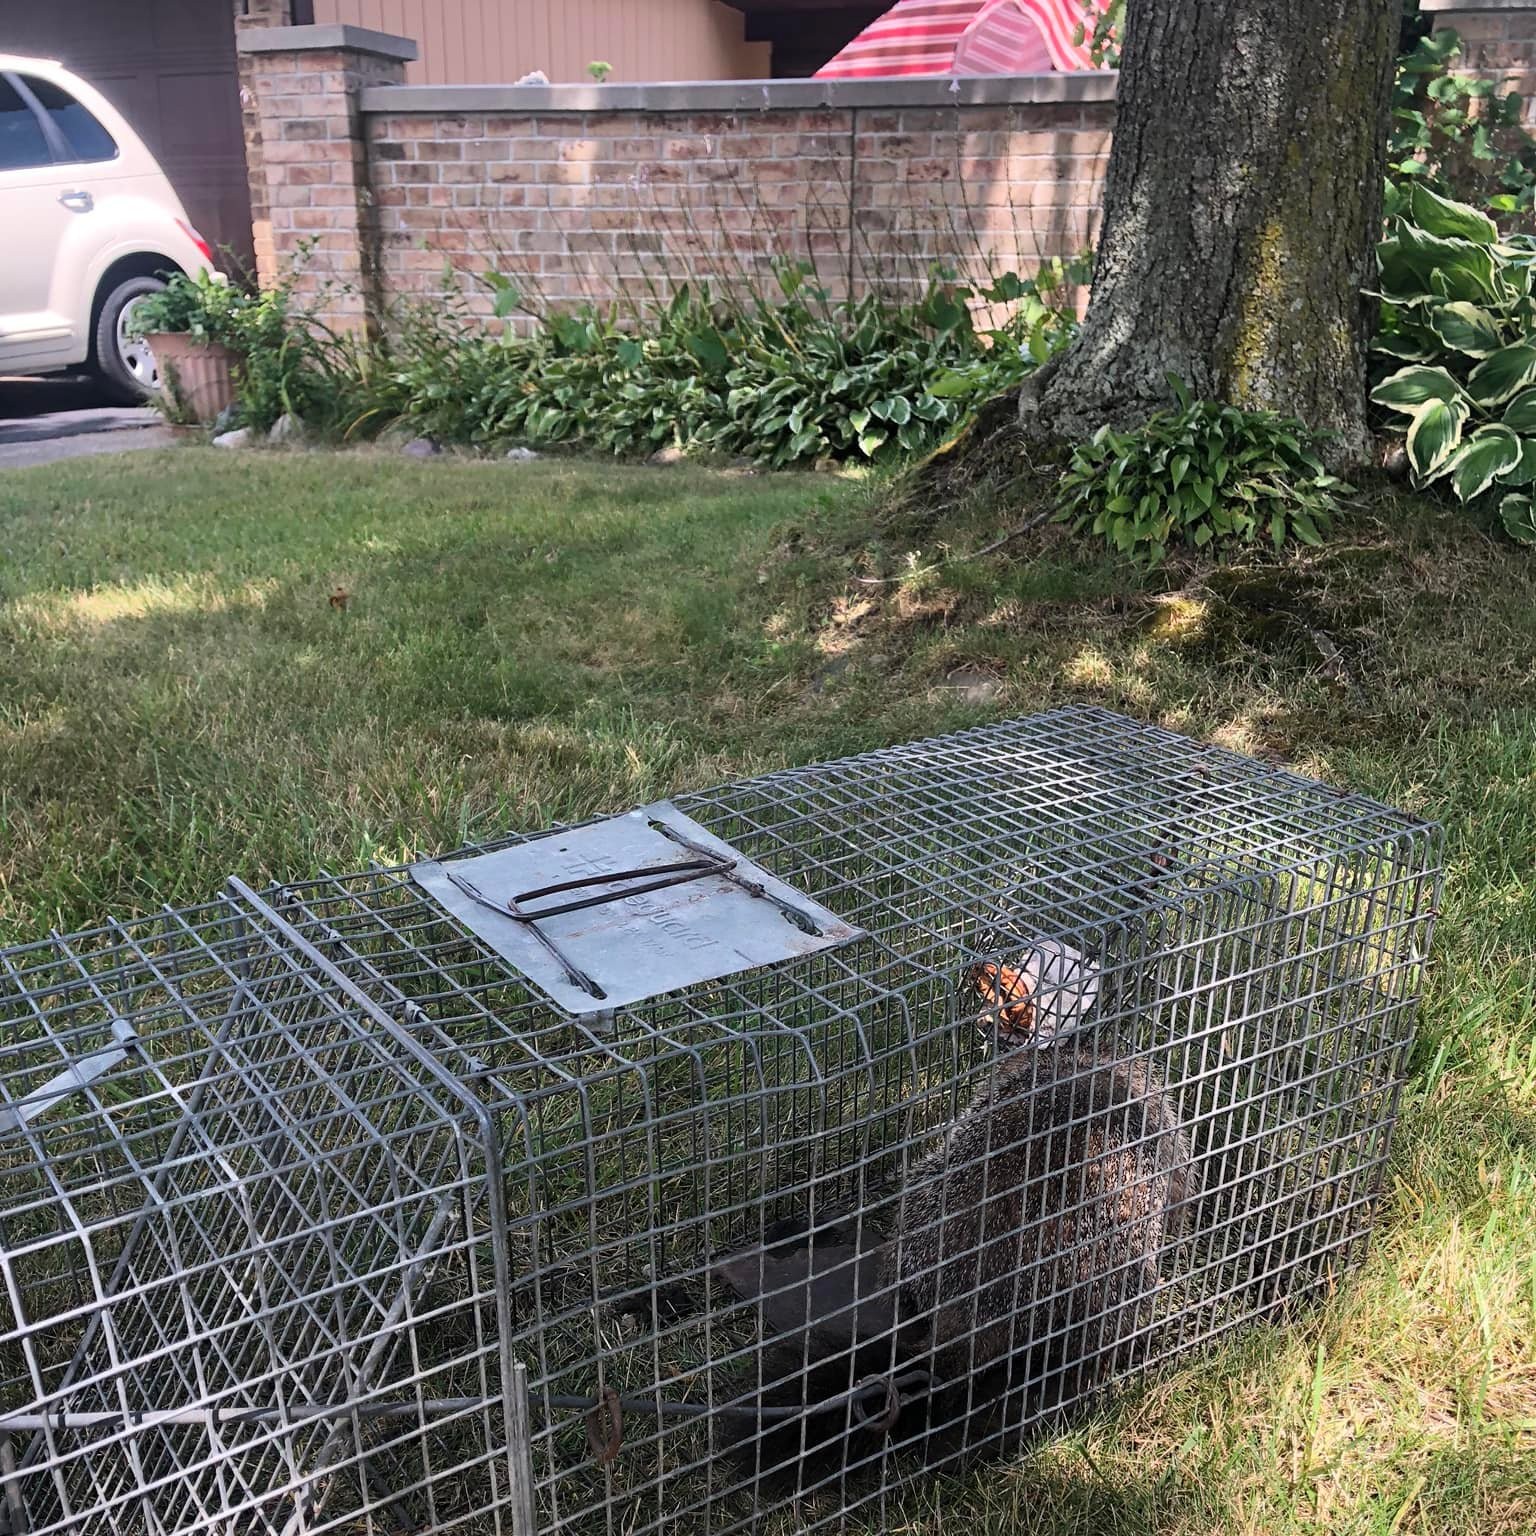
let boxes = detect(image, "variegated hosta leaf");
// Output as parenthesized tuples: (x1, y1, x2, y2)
(1499, 492, 1536, 542)
(1374, 332, 1438, 362)
(1466, 343, 1536, 407)
(1405, 395, 1470, 479)
(1502, 388, 1536, 432)
(1400, 222, 1500, 303)
(1500, 436, 1536, 486)
(1444, 424, 1522, 502)
(1376, 236, 1420, 300)
(1428, 301, 1505, 358)
(1410, 183, 1500, 247)
(1371, 365, 1467, 414)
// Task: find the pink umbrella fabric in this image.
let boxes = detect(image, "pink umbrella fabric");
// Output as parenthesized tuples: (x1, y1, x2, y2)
(815, 0, 1113, 79)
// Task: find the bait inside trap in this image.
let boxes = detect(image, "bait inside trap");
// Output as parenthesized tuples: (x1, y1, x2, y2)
(0, 708, 1442, 1536)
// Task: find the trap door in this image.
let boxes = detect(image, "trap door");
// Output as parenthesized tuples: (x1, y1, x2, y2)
(411, 802, 864, 1016)
(0, 898, 521, 1536)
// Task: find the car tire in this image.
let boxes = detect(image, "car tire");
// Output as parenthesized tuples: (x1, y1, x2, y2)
(93, 276, 167, 403)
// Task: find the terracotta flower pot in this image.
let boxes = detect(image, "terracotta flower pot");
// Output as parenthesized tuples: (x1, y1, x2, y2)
(144, 332, 238, 424)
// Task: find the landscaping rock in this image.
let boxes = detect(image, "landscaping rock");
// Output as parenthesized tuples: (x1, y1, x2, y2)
(268, 412, 304, 445)
(212, 427, 254, 450)
(505, 446, 541, 461)
(649, 445, 688, 466)
(402, 437, 442, 459)
(211, 404, 240, 435)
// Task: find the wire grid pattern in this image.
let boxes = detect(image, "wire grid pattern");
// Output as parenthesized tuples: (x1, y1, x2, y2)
(0, 708, 1441, 1536)
(0, 899, 523, 1536)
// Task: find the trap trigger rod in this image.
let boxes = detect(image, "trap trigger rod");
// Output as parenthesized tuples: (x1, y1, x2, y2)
(445, 871, 606, 1001)
(649, 820, 824, 936)
(508, 857, 734, 921)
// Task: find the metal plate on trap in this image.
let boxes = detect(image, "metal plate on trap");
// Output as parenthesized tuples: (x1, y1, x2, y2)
(411, 802, 863, 1015)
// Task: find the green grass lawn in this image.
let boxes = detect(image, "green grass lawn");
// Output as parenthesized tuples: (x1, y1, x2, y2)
(1, 447, 1533, 1534)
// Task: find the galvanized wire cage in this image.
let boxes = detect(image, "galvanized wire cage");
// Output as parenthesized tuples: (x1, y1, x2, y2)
(0, 708, 1442, 1535)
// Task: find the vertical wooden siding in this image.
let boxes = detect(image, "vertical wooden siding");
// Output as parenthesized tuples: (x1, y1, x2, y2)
(313, 0, 771, 83)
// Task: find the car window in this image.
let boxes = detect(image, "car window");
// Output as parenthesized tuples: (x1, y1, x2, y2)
(22, 76, 118, 164)
(0, 77, 52, 172)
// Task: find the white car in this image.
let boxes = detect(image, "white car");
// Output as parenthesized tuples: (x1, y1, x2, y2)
(0, 55, 217, 401)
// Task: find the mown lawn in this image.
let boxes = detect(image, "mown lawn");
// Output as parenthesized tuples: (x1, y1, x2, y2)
(1, 447, 1533, 1534)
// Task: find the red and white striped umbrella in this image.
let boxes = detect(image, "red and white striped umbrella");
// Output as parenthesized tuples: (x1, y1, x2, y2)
(815, 0, 1113, 79)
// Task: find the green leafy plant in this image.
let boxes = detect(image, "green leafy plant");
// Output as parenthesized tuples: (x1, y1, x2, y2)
(356, 256, 1085, 468)
(1073, 1, 1121, 68)
(1391, 27, 1536, 227)
(1371, 183, 1536, 541)
(705, 263, 1077, 468)
(127, 259, 365, 434)
(1073, 19, 1535, 222)
(226, 284, 328, 431)
(1055, 378, 1346, 567)
(128, 269, 248, 344)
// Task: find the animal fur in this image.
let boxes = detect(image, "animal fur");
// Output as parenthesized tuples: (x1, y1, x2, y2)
(710, 1036, 1195, 1489)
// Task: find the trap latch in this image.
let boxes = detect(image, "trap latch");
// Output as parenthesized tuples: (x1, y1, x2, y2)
(0, 1018, 139, 1136)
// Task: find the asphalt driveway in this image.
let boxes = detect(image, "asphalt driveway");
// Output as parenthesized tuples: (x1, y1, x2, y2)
(0, 378, 174, 468)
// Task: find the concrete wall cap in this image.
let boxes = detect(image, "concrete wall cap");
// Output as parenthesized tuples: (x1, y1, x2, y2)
(237, 23, 419, 62)
(358, 71, 1117, 116)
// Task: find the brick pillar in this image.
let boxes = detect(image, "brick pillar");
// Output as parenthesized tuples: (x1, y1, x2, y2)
(1421, 0, 1536, 126)
(235, 23, 418, 332)
(234, 1, 296, 283)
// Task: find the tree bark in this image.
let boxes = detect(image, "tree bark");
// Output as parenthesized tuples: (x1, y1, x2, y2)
(1021, 0, 1398, 464)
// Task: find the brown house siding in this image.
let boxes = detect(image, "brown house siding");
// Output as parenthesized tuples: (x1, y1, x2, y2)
(310, 0, 770, 84)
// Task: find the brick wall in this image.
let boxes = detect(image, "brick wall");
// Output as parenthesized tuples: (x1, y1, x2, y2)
(239, 14, 1536, 332)
(363, 95, 1110, 323)
(1423, 1, 1536, 124)
(239, 26, 1113, 332)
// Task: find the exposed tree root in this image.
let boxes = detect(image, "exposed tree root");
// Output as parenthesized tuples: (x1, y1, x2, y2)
(886, 389, 1066, 546)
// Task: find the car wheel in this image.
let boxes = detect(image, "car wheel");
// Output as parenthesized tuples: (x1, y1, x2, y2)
(93, 276, 166, 403)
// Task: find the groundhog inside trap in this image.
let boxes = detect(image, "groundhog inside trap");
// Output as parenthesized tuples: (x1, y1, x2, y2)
(617, 937, 1196, 1490)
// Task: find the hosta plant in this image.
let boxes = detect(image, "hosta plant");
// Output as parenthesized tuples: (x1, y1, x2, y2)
(380, 259, 1085, 469)
(1371, 183, 1536, 542)
(1055, 378, 1346, 568)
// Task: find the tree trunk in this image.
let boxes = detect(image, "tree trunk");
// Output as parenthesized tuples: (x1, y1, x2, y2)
(1021, 0, 1398, 464)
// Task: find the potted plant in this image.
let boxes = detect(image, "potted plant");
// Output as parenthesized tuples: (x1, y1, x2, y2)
(128, 270, 243, 424)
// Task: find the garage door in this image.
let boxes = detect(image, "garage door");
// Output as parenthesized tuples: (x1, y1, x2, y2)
(1, 0, 252, 270)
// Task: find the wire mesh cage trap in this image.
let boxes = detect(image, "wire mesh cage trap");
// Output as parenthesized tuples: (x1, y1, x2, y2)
(0, 707, 1442, 1536)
